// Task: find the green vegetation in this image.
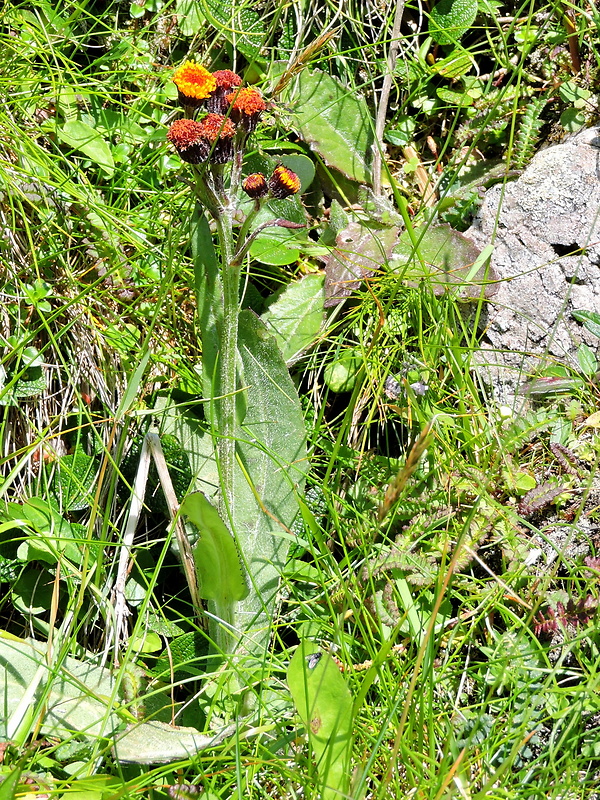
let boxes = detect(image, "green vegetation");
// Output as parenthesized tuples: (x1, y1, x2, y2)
(1, 0, 600, 797)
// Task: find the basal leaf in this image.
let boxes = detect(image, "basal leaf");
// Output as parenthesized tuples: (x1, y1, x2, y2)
(0, 635, 231, 763)
(50, 450, 98, 512)
(0, 765, 22, 800)
(431, 46, 475, 77)
(324, 221, 400, 306)
(201, 0, 267, 60)
(57, 121, 115, 176)
(286, 70, 373, 184)
(391, 223, 496, 300)
(573, 309, 600, 339)
(280, 154, 316, 192)
(191, 206, 223, 399)
(175, 0, 205, 36)
(248, 196, 308, 266)
(226, 311, 308, 659)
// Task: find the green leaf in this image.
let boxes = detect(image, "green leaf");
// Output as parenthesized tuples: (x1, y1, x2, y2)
(191, 206, 223, 398)
(56, 121, 115, 176)
(286, 69, 373, 183)
(323, 350, 362, 393)
(0, 765, 23, 800)
(577, 342, 598, 376)
(113, 719, 234, 764)
(6, 497, 84, 566)
(155, 401, 219, 496)
(130, 631, 163, 654)
(280, 154, 316, 192)
(11, 570, 54, 616)
(262, 274, 324, 364)
(56, 775, 120, 800)
(384, 116, 417, 147)
(249, 231, 303, 266)
(429, 0, 478, 45)
(175, 0, 205, 35)
(181, 492, 248, 602)
(431, 47, 474, 77)
(150, 632, 208, 678)
(560, 107, 586, 132)
(287, 642, 353, 800)
(573, 309, 600, 339)
(129, 0, 146, 19)
(0, 364, 46, 406)
(436, 86, 473, 106)
(248, 196, 308, 266)
(227, 311, 308, 659)
(50, 450, 98, 512)
(201, 0, 267, 60)
(0, 635, 232, 763)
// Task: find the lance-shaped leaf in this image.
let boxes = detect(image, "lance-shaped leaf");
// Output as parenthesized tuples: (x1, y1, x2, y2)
(391, 223, 497, 300)
(287, 642, 354, 800)
(182, 492, 248, 603)
(262, 274, 325, 365)
(222, 311, 308, 660)
(191, 206, 223, 400)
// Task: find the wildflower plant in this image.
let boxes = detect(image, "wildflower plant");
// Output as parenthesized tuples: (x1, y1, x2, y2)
(165, 62, 307, 672)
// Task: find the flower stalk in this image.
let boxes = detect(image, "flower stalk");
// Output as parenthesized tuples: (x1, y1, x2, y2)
(166, 62, 302, 522)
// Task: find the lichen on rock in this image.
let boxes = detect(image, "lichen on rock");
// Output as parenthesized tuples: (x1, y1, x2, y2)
(467, 126, 600, 406)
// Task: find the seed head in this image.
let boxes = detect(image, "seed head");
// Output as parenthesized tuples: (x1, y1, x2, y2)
(166, 118, 206, 163)
(208, 70, 243, 114)
(197, 113, 236, 163)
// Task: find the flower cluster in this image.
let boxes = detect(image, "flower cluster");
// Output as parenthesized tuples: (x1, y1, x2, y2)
(168, 62, 274, 165)
(167, 61, 301, 206)
(167, 115, 235, 164)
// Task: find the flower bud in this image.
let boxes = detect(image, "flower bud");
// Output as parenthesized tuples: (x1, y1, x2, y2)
(268, 165, 301, 199)
(242, 173, 268, 199)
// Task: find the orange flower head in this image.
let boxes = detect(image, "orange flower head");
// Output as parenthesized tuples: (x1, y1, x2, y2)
(197, 113, 236, 162)
(268, 165, 301, 199)
(208, 69, 243, 113)
(213, 70, 243, 90)
(226, 87, 267, 131)
(166, 118, 207, 163)
(242, 173, 268, 199)
(198, 113, 235, 142)
(173, 61, 217, 108)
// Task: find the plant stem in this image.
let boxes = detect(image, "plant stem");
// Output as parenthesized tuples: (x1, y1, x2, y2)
(213, 207, 240, 522)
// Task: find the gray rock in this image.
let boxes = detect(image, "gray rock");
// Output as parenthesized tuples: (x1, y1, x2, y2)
(466, 127, 600, 407)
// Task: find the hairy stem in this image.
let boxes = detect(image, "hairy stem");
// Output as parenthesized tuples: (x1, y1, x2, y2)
(214, 208, 240, 523)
